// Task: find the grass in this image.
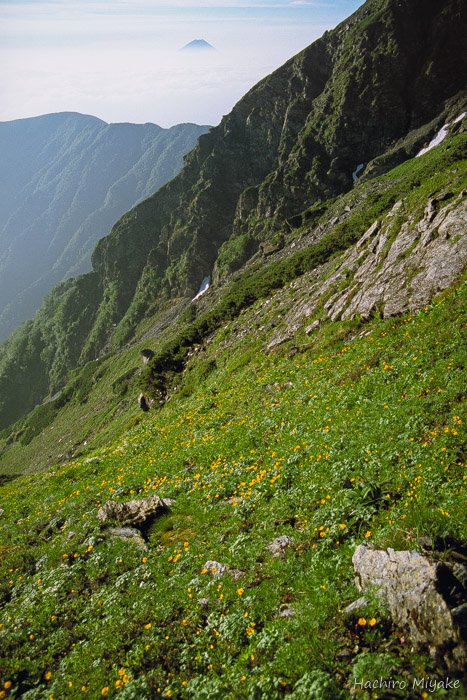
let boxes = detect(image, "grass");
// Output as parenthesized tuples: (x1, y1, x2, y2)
(0, 278, 465, 698)
(0, 346, 144, 476)
(0, 125, 465, 698)
(140, 132, 467, 401)
(0, 130, 465, 465)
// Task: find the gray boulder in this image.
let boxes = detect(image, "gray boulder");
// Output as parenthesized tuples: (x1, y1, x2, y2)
(141, 349, 154, 365)
(352, 544, 467, 670)
(305, 319, 320, 335)
(267, 535, 293, 558)
(278, 605, 296, 619)
(106, 527, 147, 551)
(203, 560, 229, 577)
(203, 560, 244, 580)
(97, 495, 172, 529)
(138, 393, 150, 412)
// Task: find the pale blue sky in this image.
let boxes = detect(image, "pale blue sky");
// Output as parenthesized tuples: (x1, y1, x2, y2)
(0, 0, 363, 127)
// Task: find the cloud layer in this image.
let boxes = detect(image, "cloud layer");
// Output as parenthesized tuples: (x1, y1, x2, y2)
(0, 0, 362, 126)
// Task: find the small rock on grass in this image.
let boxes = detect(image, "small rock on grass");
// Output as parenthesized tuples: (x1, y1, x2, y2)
(267, 535, 293, 557)
(97, 495, 172, 528)
(203, 560, 244, 580)
(105, 527, 148, 551)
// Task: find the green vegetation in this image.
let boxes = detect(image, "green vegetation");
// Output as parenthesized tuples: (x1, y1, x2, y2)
(15, 360, 110, 447)
(0, 343, 145, 475)
(214, 234, 257, 280)
(1, 0, 465, 435)
(0, 129, 465, 471)
(141, 132, 467, 400)
(0, 278, 465, 698)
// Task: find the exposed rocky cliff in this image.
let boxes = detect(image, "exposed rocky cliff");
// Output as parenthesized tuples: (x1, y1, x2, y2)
(266, 187, 467, 349)
(0, 0, 466, 430)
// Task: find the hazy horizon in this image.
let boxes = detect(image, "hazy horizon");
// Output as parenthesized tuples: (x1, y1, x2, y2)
(0, 0, 363, 128)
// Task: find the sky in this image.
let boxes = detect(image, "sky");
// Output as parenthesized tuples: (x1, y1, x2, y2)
(0, 0, 363, 128)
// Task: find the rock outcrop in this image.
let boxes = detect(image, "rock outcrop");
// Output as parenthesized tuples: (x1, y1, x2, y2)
(267, 189, 467, 347)
(138, 393, 150, 412)
(141, 349, 154, 365)
(324, 193, 467, 322)
(266, 535, 294, 558)
(203, 560, 244, 580)
(105, 526, 148, 552)
(352, 544, 467, 671)
(97, 496, 172, 531)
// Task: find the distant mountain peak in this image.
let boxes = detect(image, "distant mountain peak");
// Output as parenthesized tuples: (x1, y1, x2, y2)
(181, 39, 215, 51)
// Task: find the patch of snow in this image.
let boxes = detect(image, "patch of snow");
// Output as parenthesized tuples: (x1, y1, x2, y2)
(453, 111, 466, 124)
(192, 275, 211, 301)
(416, 123, 450, 157)
(352, 163, 364, 183)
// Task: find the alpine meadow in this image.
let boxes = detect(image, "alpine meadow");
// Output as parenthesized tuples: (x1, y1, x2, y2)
(0, 0, 466, 698)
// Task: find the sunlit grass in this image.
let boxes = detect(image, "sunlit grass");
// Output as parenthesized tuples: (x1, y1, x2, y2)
(0, 279, 465, 698)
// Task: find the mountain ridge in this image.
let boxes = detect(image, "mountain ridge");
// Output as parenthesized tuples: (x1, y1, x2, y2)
(2, 125, 465, 471)
(0, 113, 211, 342)
(89, 0, 467, 351)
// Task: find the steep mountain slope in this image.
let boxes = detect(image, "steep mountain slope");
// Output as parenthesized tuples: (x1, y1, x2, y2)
(0, 113, 210, 342)
(91, 0, 466, 344)
(0, 215, 465, 696)
(0, 0, 466, 432)
(1, 125, 465, 473)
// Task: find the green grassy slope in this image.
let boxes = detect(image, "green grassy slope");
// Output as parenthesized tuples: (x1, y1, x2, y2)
(1, 125, 464, 473)
(140, 130, 467, 400)
(2, 0, 466, 436)
(0, 276, 465, 698)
